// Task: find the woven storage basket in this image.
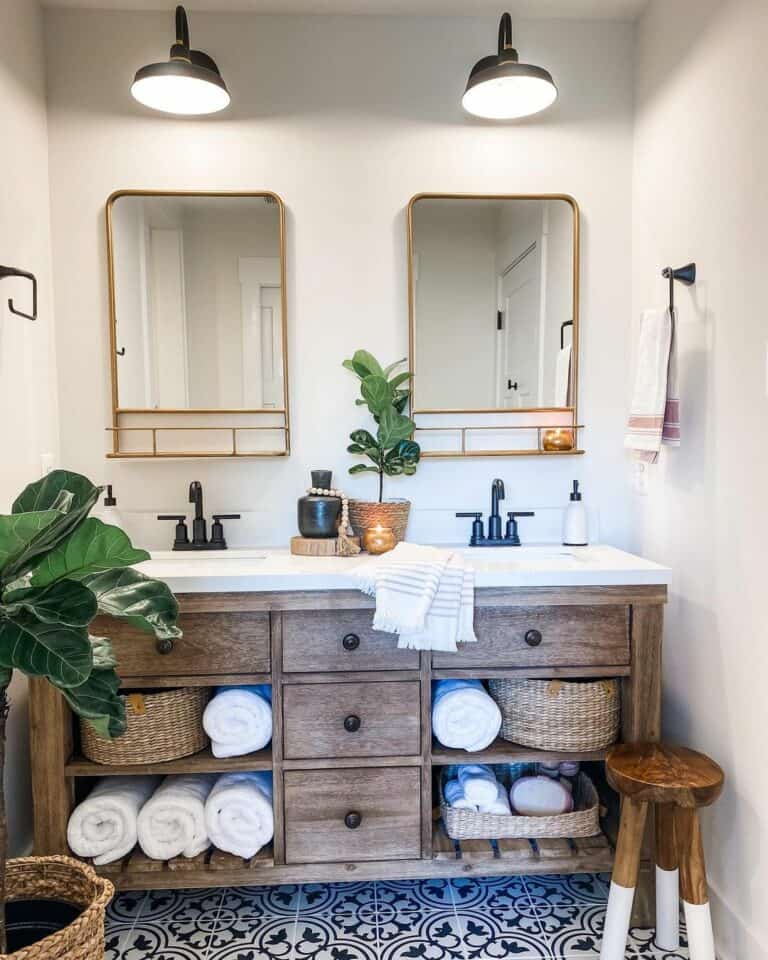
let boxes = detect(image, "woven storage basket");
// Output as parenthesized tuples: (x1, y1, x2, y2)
(440, 770, 600, 840)
(488, 678, 620, 752)
(348, 500, 411, 545)
(80, 686, 210, 765)
(2, 856, 113, 960)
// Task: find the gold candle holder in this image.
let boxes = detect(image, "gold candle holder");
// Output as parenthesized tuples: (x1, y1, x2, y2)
(542, 428, 575, 452)
(363, 524, 396, 555)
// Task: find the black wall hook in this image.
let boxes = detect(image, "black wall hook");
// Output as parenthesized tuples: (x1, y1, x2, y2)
(661, 262, 696, 314)
(0, 265, 37, 321)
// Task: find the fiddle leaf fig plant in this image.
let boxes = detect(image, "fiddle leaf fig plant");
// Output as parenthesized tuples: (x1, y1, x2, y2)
(343, 350, 421, 502)
(0, 470, 181, 951)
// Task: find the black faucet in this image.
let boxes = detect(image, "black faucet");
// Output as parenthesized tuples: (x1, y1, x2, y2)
(157, 481, 240, 551)
(456, 478, 535, 547)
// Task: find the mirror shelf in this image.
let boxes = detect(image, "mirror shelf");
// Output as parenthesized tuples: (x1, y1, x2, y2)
(408, 192, 580, 459)
(106, 190, 289, 459)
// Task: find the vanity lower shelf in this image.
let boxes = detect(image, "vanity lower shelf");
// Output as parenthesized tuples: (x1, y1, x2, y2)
(65, 747, 273, 777)
(88, 827, 614, 891)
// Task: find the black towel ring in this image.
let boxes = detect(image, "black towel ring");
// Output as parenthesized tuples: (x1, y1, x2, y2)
(661, 262, 696, 314)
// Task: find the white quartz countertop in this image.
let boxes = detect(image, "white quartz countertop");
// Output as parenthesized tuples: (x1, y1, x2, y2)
(136, 544, 671, 594)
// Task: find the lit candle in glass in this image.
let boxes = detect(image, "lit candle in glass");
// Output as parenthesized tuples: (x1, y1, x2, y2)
(542, 428, 574, 452)
(363, 524, 396, 555)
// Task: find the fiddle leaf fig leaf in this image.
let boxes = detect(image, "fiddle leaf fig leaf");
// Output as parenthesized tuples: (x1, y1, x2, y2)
(377, 406, 415, 449)
(350, 350, 383, 377)
(389, 371, 411, 390)
(81, 567, 181, 640)
(5, 471, 101, 580)
(348, 464, 380, 475)
(349, 429, 377, 448)
(9, 579, 97, 627)
(382, 358, 407, 377)
(23, 518, 149, 588)
(61, 667, 126, 740)
(89, 634, 118, 669)
(0, 511, 64, 577)
(360, 375, 393, 415)
(0, 615, 93, 688)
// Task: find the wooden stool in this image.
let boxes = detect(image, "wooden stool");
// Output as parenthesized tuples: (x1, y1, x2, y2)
(600, 742, 724, 960)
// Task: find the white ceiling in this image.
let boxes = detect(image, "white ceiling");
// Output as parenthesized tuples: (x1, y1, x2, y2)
(41, 0, 648, 20)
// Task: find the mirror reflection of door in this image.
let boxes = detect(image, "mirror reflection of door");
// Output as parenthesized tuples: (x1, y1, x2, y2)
(499, 240, 541, 408)
(411, 196, 575, 413)
(111, 194, 284, 411)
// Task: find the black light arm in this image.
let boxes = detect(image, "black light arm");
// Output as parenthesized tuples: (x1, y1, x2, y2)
(171, 5, 191, 59)
(498, 12, 514, 55)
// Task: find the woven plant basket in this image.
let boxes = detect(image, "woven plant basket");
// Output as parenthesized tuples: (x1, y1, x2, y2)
(80, 686, 210, 765)
(440, 770, 600, 840)
(2, 856, 113, 960)
(488, 678, 620, 752)
(348, 500, 411, 545)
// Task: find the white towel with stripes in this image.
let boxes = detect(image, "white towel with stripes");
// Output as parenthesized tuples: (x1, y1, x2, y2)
(351, 542, 476, 652)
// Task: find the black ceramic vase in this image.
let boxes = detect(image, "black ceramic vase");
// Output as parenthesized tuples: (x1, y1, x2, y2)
(297, 470, 341, 539)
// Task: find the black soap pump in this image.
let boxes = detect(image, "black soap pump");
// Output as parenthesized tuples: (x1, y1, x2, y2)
(562, 480, 588, 547)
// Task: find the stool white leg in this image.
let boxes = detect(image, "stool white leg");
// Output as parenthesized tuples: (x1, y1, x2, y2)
(655, 866, 680, 950)
(600, 798, 648, 960)
(654, 803, 680, 951)
(675, 806, 716, 960)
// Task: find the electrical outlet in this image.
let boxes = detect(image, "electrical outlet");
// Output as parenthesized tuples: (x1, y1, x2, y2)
(633, 460, 649, 496)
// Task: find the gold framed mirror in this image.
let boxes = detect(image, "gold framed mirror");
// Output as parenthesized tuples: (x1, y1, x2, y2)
(106, 190, 289, 458)
(407, 193, 582, 458)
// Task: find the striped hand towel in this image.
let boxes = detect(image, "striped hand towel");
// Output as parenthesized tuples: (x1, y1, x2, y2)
(625, 307, 679, 463)
(351, 542, 476, 652)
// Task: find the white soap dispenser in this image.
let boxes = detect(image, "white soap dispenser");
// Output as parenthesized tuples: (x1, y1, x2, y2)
(562, 480, 588, 547)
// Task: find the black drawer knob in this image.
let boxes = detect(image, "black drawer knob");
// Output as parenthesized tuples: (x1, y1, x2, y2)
(155, 637, 175, 655)
(524, 629, 543, 647)
(343, 714, 361, 733)
(344, 811, 362, 829)
(342, 633, 360, 651)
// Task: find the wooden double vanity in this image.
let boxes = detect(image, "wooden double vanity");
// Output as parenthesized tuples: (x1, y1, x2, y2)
(28, 545, 668, 920)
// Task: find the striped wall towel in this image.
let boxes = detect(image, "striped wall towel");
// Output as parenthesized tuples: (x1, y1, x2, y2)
(625, 307, 679, 463)
(351, 542, 476, 652)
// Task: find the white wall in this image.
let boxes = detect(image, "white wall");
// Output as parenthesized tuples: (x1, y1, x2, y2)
(0, 0, 58, 855)
(43, 10, 636, 550)
(632, 1, 768, 956)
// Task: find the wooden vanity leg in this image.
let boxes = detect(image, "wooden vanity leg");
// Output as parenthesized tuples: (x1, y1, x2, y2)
(621, 602, 664, 926)
(29, 678, 73, 854)
(419, 651, 432, 859)
(270, 611, 286, 865)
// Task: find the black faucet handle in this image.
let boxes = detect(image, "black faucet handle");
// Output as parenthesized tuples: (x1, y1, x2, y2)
(456, 512, 485, 546)
(211, 514, 240, 549)
(505, 511, 534, 546)
(157, 515, 190, 549)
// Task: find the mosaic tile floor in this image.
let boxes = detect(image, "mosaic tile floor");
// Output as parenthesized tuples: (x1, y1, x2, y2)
(106, 873, 689, 960)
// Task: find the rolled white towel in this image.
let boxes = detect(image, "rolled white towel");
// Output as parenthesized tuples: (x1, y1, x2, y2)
(457, 764, 499, 807)
(479, 781, 512, 815)
(137, 774, 216, 860)
(67, 776, 160, 865)
(203, 685, 272, 758)
(431, 679, 501, 752)
(205, 772, 274, 859)
(443, 778, 478, 811)
(509, 776, 574, 817)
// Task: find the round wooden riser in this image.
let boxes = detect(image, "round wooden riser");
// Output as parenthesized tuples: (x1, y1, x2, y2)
(290, 536, 361, 557)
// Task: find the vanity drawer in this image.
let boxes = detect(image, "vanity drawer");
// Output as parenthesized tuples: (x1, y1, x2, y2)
(95, 611, 271, 677)
(284, 767, 421, 864)
(281, 610, 419, 672)
(432, 605, 630, 668)
(282, 680, 421, 759)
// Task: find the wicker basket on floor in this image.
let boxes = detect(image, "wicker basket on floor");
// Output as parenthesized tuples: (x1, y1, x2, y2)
(2, 856, 113, 960)
(488, 678, 620, 752)
(80, 686, 210, 765)
(440, 770, 601, 840)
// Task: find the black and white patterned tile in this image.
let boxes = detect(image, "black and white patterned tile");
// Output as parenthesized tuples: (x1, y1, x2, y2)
(104, 873, 692, 960)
